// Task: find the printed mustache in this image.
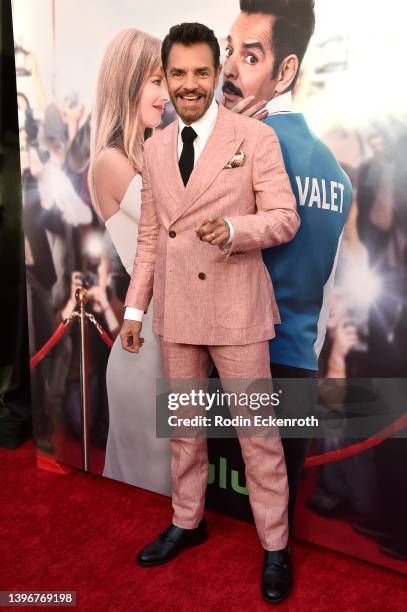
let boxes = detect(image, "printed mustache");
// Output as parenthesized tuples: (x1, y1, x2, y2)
(222, 80, 243, 98)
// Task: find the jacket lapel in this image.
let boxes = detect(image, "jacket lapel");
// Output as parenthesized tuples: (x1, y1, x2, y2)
(170, 105, 243, 225)
(157, 119, 185, 206)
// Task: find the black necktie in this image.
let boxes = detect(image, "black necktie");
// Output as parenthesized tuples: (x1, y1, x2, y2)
(179, 126, 198, 186)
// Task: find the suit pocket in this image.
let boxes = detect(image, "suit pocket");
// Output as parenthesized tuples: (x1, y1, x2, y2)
(214, 262, 266, 329)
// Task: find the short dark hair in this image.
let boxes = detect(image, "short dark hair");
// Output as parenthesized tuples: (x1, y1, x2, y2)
(161, 22, 220, 72)
(239, 0, 315, 89)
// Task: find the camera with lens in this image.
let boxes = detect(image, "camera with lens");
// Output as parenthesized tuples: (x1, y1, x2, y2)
(81, 271, 98, 289)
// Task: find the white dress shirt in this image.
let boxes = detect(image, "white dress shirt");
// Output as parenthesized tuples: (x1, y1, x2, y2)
(265, 91, 293, 116)
(125, 98, 233, 322)
(177, 96, 218, 162)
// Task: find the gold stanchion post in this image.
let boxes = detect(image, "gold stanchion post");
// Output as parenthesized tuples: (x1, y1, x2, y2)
(76, 287, 90, 471)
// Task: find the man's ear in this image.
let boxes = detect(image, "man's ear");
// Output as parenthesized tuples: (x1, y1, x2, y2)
(274, 54, 299, 95)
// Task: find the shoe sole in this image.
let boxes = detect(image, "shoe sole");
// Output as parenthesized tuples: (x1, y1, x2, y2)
(262, 580, 293, 605)
(136, 531, 209, 567)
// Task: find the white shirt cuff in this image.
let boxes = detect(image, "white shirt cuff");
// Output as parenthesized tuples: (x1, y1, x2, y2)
(124, 307, 144, 322)
(219, 217, 234, 251)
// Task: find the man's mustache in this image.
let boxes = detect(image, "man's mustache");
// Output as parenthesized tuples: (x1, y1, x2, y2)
(222, 80, 243, 98)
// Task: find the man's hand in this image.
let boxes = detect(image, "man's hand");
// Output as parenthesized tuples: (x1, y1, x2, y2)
(60, 99, 85, 126)
(61, 271, 82, 320)
(87, 285, 109, 310)
(332, 319, 358, 358)
(196, 217, 230, 246)
(227, 95, 268, 122)
(120, 320, 144, 353)
(28, 146, 44, 179)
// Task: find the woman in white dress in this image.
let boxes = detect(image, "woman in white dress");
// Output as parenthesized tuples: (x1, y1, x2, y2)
(88, 28, 171, 494)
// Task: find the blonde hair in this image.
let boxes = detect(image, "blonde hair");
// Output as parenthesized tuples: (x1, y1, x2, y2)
(89, 28, 161, 214)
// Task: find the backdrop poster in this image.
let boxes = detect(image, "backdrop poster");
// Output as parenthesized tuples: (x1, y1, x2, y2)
(11, 0, 407, 573)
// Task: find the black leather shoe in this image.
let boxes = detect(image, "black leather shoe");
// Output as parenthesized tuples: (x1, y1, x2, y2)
(261, 546, 293, 604)
(307, 488, 347, 517)
(136, 517, 208, 566)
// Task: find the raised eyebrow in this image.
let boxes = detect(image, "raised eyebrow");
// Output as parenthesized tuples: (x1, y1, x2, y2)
(242, 41, 265, 54)
(225, 36, 265, 55)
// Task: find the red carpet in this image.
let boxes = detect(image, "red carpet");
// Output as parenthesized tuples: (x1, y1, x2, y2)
(1, 440, 407, 611)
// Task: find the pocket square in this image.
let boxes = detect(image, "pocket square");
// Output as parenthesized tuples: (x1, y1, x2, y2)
(224, 150, 245, 169)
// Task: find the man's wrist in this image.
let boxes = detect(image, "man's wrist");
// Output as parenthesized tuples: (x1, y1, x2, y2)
(219, 217, 234, 251)
(223, 217, 233, 245)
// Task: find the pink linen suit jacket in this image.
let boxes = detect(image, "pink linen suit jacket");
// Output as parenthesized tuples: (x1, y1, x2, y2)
(125, 103, 300, 346)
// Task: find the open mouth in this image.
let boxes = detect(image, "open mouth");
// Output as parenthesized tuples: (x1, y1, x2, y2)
(178, 94, 204, 103)
(223, 91, 240, 102)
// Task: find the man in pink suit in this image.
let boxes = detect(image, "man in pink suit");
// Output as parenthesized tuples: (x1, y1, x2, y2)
(119, 22, 300, 604)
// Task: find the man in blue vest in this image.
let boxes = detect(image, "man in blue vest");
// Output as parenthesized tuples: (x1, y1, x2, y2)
(223, 0, 352, 603)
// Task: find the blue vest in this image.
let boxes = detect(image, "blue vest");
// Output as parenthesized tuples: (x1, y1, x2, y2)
(263, 113, 352, 371)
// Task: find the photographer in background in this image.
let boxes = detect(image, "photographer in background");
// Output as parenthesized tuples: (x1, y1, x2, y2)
(20, 96, 94, 452)
(308, 291, 378, 519)
(20, 108, 63, 453)
(353, 127, 407, 561)
(61, 251, 123, 447)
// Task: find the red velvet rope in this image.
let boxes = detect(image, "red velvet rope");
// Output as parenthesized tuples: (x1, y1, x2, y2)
(304, 410, 407, 467)
(29, 314, 115, 368)
(98, 329, 114, 349)
(29, 322, 71, 370)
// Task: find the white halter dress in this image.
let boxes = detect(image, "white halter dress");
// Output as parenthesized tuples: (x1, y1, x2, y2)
(103, 174, 171, 494)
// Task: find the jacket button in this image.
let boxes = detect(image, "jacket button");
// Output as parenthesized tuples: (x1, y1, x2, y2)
(198, 272, 206, 280)
(169, 230, 176, 238)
